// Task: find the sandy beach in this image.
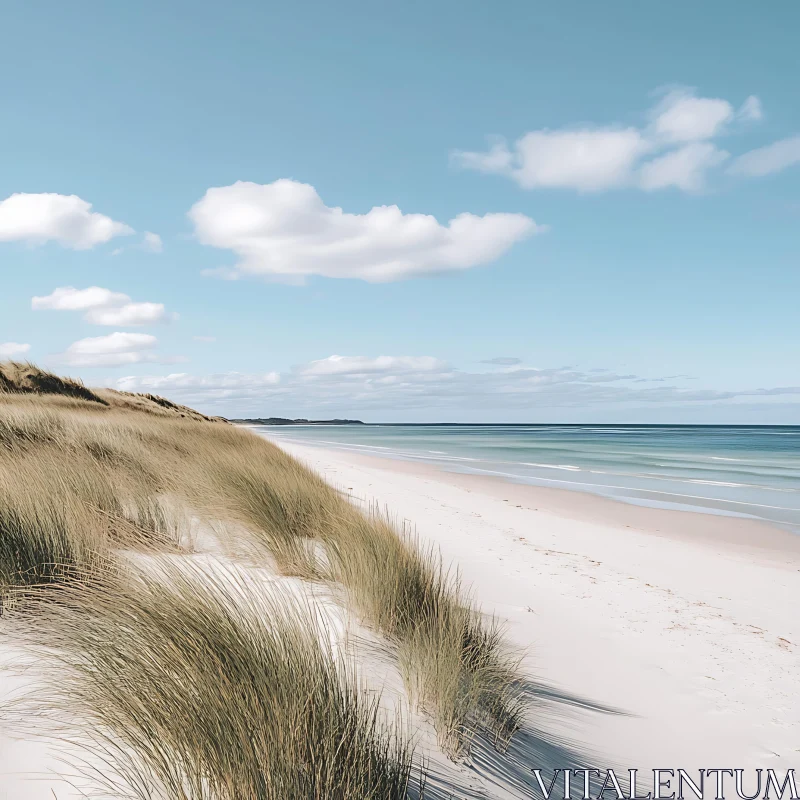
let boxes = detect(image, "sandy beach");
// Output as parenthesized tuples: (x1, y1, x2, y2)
(273, 438, 800, 776)
(2, 394, 798, 799)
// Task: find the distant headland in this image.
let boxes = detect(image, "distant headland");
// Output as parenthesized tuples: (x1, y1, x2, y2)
(230, 417, 365, 425)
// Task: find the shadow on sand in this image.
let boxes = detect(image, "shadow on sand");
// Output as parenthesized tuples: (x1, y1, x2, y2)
(416, 678, 631, 800)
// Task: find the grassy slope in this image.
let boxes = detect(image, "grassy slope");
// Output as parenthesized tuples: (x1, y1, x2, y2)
(0, 362, 524, 797)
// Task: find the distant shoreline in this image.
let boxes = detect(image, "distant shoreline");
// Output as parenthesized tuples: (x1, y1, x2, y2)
(231, 417, 365, 425)
(236, 421, 799, 428)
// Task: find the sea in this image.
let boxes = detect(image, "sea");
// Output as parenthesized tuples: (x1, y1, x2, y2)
(253, 424, 800, 533)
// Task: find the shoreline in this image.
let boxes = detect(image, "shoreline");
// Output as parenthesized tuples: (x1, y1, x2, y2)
(244, 423, 800, 538)
(268, 436, 800, 774)
(253, 431, 800, 560)
(342, 447, 800, 559)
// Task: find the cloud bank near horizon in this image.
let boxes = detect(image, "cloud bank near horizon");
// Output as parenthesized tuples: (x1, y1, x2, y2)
(110, 354, 800, 417)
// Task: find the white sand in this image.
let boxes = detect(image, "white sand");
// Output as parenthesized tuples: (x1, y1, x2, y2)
(274, 439, 800, 777)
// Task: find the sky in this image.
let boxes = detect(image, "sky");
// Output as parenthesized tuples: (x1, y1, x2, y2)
(1, 0, 799, 422)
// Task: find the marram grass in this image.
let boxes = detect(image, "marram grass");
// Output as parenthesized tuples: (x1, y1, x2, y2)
(0, 359, 525, 793)
(12, 561, 417, 800)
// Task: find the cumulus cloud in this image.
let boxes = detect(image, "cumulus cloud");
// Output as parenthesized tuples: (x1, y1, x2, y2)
(453, 129, 648, 192)
(0, 193, 133, 249)
(85, 303, 170, 326)
(33, 287, 128, 311)
(142, 231, 163, 253)
(648, 89, 735, 143)
(64, 332, 160, 367)
(453, 88, 764, 193)
(189, 180, 543, 282)
(0, 342, 31, 359)
(727, 135, 800, 177)
(109, 354, 800, 416)
(32, 286, 174, 326)
(639, 142, 730, 192)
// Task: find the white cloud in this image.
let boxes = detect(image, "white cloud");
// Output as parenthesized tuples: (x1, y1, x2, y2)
(0, 193, 133, 249)
(649, 89, 734, 143)
(64, 332, 159, 367)
(738, 95, 763, 122)
(85, 302, 170, 326)
(639, 142, 730, 192)
(189, 180, 543, 282)
(300, 355, 447, 377)
(727, 135, 800, 177)
(453, 135, 515, 174)
(452, 129, 648, 192)
(116, 371, 280, 401)
(110, 354, 800, 416)
(32, 286, 173, 326)
(33, 286, 128, 311)
(0, 342, 31, 359)
(454, 88, 764, 194)
(142, 231, 163, 253)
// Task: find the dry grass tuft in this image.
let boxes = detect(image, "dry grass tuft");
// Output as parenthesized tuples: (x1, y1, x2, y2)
(0, 359, 108, 404)
(320, 508, 524, 757)
(198, 432, 525, 756)
(0, 403, 186, 607)
(0, 464, 111, 608)
(0, 360, 222, 421)
(11, 561, 417, 800)
(96, 386, 225, 421)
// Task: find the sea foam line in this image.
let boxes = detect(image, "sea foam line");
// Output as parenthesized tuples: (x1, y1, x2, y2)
(463, 467, 800, 512)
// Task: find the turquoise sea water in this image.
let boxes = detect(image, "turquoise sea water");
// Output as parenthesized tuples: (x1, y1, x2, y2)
(253, 425, 800, 532)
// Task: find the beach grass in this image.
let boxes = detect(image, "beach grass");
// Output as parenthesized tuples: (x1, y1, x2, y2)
(205, 450, 524, 756)
(12, 561, 416, 800)
(0, 359, 525, 786)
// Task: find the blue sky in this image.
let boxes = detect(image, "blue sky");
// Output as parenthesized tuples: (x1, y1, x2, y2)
(1, 1, 799, 422)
